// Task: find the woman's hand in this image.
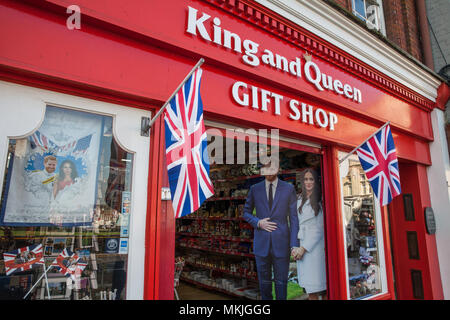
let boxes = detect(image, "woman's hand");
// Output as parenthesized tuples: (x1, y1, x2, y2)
(292, 247, 307, 260)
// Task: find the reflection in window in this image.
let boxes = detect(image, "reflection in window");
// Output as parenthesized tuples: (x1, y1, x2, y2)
(340, 155, 383, 299)
(0, 105, 132, 300)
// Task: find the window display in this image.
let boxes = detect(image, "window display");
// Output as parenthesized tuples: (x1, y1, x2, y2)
(340, 154, 385, 299)
(0, 105, 133, 300)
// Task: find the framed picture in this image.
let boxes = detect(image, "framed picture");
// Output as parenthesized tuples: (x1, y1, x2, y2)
(44, 246, 53, 256)
(52, 238, 66, 255)
(65, 237, 74, 251)
(78, 234, 93, 249)
(39, 276, 70, 300)
(44, 237, 54, 247)
(0, 106, 104, 227)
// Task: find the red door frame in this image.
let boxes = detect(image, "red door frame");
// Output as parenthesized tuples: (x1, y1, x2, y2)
(387, 162, 444, 300)
(321, 145, 348, 299)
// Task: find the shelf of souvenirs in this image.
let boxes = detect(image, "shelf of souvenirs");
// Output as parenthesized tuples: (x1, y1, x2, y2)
(212, 169, 302, 183)
(180, 276, 259, 300)
(177, 243, 255, 258)
(183, 260, 258, 281)
(178, 215, 245, 221)
(176, 232, 252, 243)
(205, 196, 247, 202)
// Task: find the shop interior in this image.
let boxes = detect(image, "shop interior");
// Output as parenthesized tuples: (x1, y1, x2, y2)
(175, 133, 323, 300)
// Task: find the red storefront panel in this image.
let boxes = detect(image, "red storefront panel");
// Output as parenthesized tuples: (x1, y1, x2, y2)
(0, 0, 432, 165)
(37, 0, 434, 139)
(0, 0, 443, 300)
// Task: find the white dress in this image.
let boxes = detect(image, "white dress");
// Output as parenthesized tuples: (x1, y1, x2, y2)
(296, 198, 327, 293)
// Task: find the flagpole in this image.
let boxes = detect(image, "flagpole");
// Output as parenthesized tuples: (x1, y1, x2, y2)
(338, 121, 391, 165)
(23, 264, 53, 299)
(146, 58, 205, 130)
(43, 264, 51, 300)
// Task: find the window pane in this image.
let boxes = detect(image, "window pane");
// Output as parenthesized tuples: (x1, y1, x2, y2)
(0, 105, 133, 300)
(340, 154, 383, 299)
(353, 0, 367, 20)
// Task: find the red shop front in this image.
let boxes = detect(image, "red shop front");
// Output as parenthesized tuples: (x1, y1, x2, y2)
(0, 0, 447, 300)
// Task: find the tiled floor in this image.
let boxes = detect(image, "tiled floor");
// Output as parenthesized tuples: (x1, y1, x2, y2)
(175, 281, 310, 300)
(175, 281, 235, 300)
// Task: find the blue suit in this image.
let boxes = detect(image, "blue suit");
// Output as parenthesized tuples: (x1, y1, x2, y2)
(243, 178, 299, 300)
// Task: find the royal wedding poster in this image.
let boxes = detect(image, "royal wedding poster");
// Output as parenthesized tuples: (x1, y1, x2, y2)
(0, 106, 104, 226)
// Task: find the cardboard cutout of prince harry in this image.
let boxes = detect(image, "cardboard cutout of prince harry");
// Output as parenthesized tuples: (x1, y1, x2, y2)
(243, 161, 299, 300)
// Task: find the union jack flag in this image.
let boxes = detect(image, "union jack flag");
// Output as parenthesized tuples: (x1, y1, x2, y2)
(51, 248, 87, 280)
(56, 140, 77, 155)
(72, 134, 92, 156)
(29, 131, 57, 153)
(356, 124, 401, 206)
(30, 131, 92, 157)
(164, 67, 214, 218)
(3, 244, 45, 275)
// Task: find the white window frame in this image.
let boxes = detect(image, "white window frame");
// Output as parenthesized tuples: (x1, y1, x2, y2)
(351, 0, 386, 36)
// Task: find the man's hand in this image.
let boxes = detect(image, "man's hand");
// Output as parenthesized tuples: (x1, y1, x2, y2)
(258, 218, 277, 232)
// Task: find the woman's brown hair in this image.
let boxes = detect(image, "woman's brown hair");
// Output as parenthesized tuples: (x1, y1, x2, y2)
(298, 168, 321, 216)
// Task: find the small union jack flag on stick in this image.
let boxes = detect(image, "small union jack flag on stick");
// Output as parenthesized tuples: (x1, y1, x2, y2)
(3, 244, 45, 276)
(340, 122, 401, 206)
(51, 248, 87, 280)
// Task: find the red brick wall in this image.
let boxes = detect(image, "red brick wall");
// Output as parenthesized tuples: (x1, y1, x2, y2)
(328, 0, 425, 63)
(334, 0, 351, 10)
(383, 0, 423, 61)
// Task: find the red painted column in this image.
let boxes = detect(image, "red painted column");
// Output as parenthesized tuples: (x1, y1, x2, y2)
(322, 145, 348, 299)
(157, 123, 176, 300)
(144, 114, 165, 299)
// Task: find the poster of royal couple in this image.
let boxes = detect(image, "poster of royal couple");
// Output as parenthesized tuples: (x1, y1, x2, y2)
(0, 106, 105, 226)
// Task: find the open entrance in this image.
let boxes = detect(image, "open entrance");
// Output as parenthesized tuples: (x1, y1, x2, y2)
(174, 127, 328, 300)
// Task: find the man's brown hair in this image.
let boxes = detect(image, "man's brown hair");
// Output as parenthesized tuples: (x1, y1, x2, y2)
(43, 155, 57, 164)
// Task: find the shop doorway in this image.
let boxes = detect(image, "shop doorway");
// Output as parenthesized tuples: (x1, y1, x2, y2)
(174, 128, 327, 300)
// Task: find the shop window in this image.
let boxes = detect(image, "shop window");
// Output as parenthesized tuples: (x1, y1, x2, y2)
(175, 131, 327, 300)
(0, 105, 132, 300)
(406, 231, 420, 260)
(410, 269, 424, 299)
(339, 153, 388, 299)
(403, 194, 415, 221)
(352, 0, 386, 35)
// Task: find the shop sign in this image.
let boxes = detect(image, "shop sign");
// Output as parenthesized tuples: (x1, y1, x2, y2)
(231, 81, 339, 131)
(186, 6, 363, 104)
(424, 207, 436, 235)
